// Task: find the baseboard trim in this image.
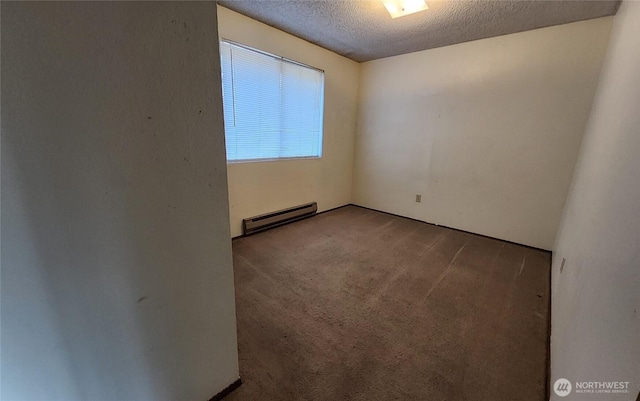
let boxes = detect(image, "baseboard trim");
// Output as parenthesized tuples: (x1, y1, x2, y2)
(546, 253, 553, 401)
(208, 378, 242, 401)
(315, 203, 352, 216)
(349, 203, 551, 253)
(233, 202, 552, 253)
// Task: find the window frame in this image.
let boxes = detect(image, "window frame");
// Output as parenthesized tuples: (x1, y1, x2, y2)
(219, 39, 326, 164)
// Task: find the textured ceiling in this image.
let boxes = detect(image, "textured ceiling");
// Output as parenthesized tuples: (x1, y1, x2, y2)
(218, 0, 619, 62)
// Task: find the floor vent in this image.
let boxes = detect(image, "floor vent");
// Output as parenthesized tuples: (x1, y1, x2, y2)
(242, 202, 318, 235)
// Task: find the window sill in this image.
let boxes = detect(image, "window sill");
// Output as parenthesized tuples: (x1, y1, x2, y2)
(227, 156, 322, 165)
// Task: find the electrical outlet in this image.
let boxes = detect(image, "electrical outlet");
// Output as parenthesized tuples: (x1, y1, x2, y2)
(416, 194, 421, 203)
(560, 258, 566, 274)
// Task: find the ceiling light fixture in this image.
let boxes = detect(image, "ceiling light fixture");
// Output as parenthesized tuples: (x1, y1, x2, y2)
(383, 0, 428, 18)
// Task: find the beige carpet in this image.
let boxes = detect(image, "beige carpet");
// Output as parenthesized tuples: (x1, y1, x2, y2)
(226, 205, 550, 401)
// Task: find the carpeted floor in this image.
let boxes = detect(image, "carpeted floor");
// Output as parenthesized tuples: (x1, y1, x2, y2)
(226, 205, 550, 401)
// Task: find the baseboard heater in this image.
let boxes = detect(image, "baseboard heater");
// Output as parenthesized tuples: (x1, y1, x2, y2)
(242, 202, 318, 235)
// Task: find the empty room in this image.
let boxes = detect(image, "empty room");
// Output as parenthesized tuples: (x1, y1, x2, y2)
(1, 1, 638, 401)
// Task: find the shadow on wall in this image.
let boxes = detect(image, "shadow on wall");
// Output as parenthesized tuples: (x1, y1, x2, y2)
(1, 2, 237, 400)
(0, 4, 177, 394)
(2, 129, 168, 400)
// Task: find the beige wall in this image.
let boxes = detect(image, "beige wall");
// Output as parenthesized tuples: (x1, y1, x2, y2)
(217, 6, 360, 237)
(1, 2, 238, 400)
(551, 2, 640, 399)
(353, 17, 612, 250)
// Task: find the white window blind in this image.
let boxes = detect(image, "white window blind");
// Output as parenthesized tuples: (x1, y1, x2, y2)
(220, 40, 325, 162)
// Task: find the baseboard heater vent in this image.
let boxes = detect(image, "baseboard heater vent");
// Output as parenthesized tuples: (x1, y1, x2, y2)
(242, 202, 318, 235)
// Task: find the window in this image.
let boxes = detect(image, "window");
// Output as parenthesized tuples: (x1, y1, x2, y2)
(220, 40, 325, 162)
